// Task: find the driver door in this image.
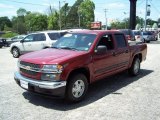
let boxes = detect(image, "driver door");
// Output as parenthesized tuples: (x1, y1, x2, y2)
(21, 34, 34, 53)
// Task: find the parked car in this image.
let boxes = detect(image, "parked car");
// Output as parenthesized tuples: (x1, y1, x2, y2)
(14, 30, 147, 102)
(10, 30, 68, 58)
(119, 29, 135, 41)
(142, 31, 156, 43)
(0, 38, 9, 48)
(150, 30, 158, 40)
(0, 39, 4, 48)
(132, 30, 143, 41)
(7, 35, 26, 46)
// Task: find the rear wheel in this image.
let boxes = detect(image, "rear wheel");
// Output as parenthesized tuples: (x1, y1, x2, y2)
(66, 73, 88, 102)
(12, 47, 20, 58)
(128, 57, 140, 76)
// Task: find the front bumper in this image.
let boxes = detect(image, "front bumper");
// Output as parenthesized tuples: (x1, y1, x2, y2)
(14, 71, 67, 97)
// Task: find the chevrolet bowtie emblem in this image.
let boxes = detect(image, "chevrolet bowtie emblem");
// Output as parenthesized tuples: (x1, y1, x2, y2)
(25, 66, 31, 70)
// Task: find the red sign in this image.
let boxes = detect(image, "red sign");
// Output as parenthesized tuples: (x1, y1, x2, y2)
(91, 22, 101, 29)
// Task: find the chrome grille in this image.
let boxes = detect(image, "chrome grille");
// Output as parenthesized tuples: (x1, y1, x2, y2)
(20, 61, 41, 69)
(19, 61, 41, 79)
(20, 68, 37, 76)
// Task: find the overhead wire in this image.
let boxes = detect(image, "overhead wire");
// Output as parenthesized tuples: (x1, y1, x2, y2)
(1, 0, 49, 6)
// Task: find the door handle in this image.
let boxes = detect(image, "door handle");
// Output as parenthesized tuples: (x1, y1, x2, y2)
(125, 50, 129, 53)
(112, 52, 116, 56)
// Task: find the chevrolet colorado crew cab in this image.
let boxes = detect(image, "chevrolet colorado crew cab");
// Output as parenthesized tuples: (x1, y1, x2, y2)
(14, 30, 147, 102)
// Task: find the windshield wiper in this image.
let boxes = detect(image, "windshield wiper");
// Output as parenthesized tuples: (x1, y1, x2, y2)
(60, 47, 78, 51)
(52, 46, 60, 49)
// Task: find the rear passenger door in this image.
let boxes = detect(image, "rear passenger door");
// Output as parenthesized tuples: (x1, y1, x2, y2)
(114, 34, 130, 71)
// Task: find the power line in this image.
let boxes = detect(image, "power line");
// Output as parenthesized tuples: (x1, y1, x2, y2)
(2, 0, 48, 6)
(149, 0, 160, 14)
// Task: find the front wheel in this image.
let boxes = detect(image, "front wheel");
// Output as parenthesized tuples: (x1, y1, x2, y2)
(12, 47, 20, 58)
(66, 73, 88, 102)
(128, 58, 140, 76)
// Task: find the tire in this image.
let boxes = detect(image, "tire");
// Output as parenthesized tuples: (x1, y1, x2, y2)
(66, 73, 88, 102)
(143, 39, 146, 43)
(128, 57, 140, 76)
(12, 47, 20, 58)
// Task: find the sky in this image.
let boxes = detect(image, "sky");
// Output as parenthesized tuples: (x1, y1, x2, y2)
(0, 0, 160, 25)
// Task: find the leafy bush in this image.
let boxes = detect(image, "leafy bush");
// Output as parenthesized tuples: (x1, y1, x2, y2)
(1, 32, 18, 38)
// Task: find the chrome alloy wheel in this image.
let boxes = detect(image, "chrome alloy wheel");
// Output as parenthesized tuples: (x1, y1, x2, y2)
(72, 80, 85, 98)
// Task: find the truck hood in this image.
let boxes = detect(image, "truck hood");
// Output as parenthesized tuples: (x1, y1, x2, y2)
(19, 48, 87, 64)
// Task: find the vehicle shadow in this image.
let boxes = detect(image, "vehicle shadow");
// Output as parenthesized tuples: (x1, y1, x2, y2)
(22, 69, 153, 111)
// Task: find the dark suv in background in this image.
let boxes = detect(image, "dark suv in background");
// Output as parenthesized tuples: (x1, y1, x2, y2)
(119, 29, 135, 41)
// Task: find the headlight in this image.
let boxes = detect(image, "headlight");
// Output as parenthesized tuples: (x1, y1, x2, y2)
(42, 64, 63, 73)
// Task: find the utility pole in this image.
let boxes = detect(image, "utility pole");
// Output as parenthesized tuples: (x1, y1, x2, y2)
(129, 0, 137, 30)
(104, 9, 108, 30)
(144, 0, 148, 31)
(59, 1, 62, 30)
(50, 5, 54, 29)
(78, 7, 81, 28)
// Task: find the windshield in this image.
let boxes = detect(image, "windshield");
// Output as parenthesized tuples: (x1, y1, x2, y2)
(143, 32, 152, 35)
(133, 31, 141, 35)
(52, 33, 96, 51)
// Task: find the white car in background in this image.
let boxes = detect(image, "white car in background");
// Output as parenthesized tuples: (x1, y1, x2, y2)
(141, 31, 156, 43)
(10, 30, 67, 58)
(132, 30, 143, 42)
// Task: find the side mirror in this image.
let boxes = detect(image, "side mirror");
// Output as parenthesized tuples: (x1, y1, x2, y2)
(20, 39, 24, 43)
(95, 45, 107, 54)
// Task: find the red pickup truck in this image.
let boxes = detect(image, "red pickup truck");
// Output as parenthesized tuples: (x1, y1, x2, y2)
(14, 30, 147, 102)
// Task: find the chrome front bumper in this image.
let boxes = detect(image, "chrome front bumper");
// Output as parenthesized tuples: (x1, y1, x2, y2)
(14, 71, 66, 90)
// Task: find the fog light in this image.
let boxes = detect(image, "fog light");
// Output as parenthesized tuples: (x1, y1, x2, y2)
(41, 73, 60, 81)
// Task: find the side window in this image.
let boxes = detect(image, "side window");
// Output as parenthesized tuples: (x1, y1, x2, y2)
(33, 33, 46, 41)
(23, 34, 34, 42)
(97, 34, 114, 50)
(48, 33, 60, 40)
(114, 34, 126, 48)
(60, 32, 67, 37)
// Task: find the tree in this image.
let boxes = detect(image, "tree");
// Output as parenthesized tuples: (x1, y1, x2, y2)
(110, 18, 129, 29)
(67, 0, 84, 28)
(78, 0, 95, 28)
(60, 3, 71, 29)
(147, 18, 157, 26)
(25, 12, 48, 32)
(48, 11, 59, 30)
(157, 18, 160, 28)
(0, 17, 12, 31)
(136, 16, 144, 27)
(152, 23, 158, 29)
(17, 8, 27, 16)
(135, 24, 141, 30)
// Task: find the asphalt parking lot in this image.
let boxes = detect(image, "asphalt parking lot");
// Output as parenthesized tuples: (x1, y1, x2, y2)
(0, 41, 160, 120)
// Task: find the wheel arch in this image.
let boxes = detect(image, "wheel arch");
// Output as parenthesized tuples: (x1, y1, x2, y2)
(134, 53, 142, 62)
(11, 46, 21, 54)
(67, 67, 90, 84)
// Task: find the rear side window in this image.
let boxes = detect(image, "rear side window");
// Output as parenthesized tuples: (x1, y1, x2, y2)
(33, 33, 46, 41)
(114, 34, 127, 48)
(48, 33, 60, 40)
(60, 32, 68, 37)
